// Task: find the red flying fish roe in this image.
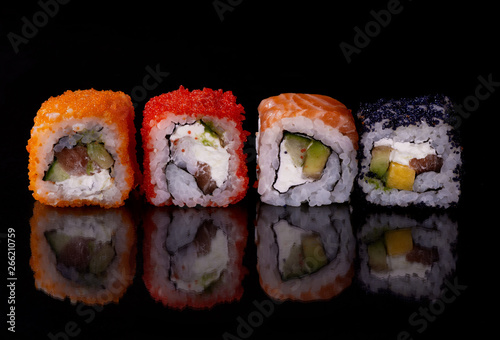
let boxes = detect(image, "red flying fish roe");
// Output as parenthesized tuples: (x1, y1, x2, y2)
(141, 86, 249, 206)
(142, 206, 248, 309)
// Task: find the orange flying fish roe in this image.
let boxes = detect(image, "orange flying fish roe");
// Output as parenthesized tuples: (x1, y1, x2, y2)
(27, 89, 141, 208)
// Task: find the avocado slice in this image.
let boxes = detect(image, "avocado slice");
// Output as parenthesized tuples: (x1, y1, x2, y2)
(302, 234, 328, 273)
(44, 160, 70, 182)
(367, 239, 388, 272)
(281, 234, 328, 280)
(302, 140, 331, 179)
(283, 132, 312, 167)
(369, 146, 392, 178)
(87, 142, 114, 170)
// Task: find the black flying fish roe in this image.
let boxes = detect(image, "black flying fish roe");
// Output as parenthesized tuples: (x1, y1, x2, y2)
(357, 94, 457, 133)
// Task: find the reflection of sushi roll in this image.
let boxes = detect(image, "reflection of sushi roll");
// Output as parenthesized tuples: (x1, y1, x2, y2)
(141, 86, 249, 207)
(143, 206, 247, 309)
(357, 95, 461, 208)
(256, 93, 358, 206)
(255, 204, 355, 301)
(357, 212, 457, 299)
(29, 202, 136, 305)
(27, 89, 140, 208)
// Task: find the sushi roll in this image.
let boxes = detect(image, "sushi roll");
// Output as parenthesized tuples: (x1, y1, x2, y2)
(357, 212, 457, 299)
(29, 202, 137, 305)
(27, 89, 140, 208)
(256, 93, 358, 206)
(255, 204, 355, 301)
(357, 94, 461, 208)
(143, 206, 247, 309)
(141, 86, 249, 207)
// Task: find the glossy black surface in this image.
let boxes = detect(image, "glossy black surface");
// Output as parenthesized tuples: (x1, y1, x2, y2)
(1, 1, 496, 339)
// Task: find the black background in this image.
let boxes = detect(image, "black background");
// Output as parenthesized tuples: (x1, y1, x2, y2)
(1, 0, 498, 339)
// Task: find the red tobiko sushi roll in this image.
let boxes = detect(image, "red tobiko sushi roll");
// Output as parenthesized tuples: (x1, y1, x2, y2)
(143, 205, 248, 310)
(141, 86, 249, 207)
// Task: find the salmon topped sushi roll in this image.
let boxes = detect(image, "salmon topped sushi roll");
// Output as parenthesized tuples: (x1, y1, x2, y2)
(255, 204, 355, 301)
(257, 93, 358, 206)
(27, 89, 140, 208)
(141, 86, 249, 207)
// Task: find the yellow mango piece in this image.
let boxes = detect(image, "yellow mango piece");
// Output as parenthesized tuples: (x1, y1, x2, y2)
(384, 228, 413, 256)
(385, 162, 415, 191)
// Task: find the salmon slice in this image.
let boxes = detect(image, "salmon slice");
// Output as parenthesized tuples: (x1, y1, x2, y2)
(409, 154, 443, 175)
(258, 93, 358, 148)
(55, 146, 90, 176)
(194, 162, 218, 195)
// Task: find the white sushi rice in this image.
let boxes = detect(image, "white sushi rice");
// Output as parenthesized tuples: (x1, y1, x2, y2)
(145, 115, 247, 207)
(35, 118, 130, 205)
(358, 120, 461, 208)
(257, 116, 357, 206)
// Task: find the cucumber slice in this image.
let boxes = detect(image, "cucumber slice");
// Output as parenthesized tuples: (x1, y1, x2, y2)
(283, 132, 312, 167)
(44, 231, 72, 255)
(200, 120, 224, 147)
(87, 142, 114, 169)
(44, 160, 70, 182)
(282, 243, 304, 280)
(200, 120, 221, 139)
(89, 242, 116, 275)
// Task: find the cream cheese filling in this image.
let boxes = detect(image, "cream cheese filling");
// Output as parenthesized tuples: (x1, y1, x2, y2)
(57, 171, 113, 199)
(374, 138, 436, 166)
(170, 122, 230, 187)
(273, 139, 313, 193)
(171, 229, 229, 293)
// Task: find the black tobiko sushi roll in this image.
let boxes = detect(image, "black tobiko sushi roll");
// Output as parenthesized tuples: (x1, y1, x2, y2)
(356, 94, 462, 208)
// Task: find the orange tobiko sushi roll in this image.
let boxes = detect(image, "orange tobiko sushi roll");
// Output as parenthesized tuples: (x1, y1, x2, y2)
(29, 202, 137, 305)
(27, 89, 140, 208)
(141, 86, 249, 207)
